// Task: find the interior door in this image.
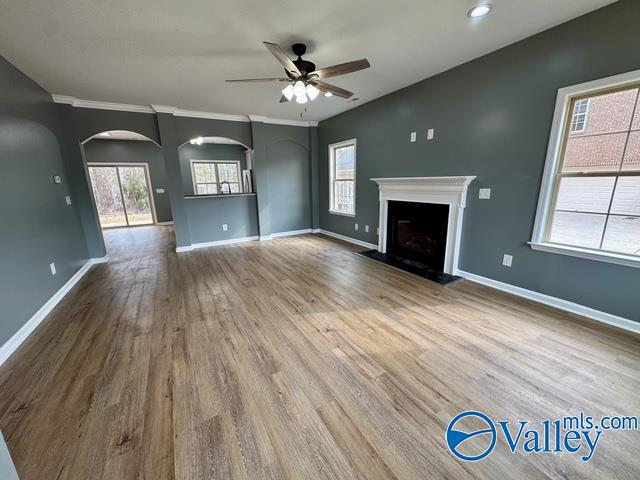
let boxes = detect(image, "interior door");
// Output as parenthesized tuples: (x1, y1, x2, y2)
(88, 165, 154, 228)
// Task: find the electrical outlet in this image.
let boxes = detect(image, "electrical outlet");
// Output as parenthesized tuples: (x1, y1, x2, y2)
(479, 188, 491, 199)
(365, 225, 369, 233)
(502, 254, 513, 267)
(427, 128, 435, 140)
(354, 223, 359, 231)
(65, 195, 72, 205)
(49, 262, 57, 275)
(222, 224, 228, 231)
(410, 132, 416, 143)
(376, 227, 379, 235)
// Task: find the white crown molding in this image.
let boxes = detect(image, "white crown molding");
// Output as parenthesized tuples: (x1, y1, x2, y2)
(150, 104, 177, 115)
(174, 109, 250, 123)
(248, 114, 318, 127)
(52, 95, 155, 113)
(52, 95, 316, 126)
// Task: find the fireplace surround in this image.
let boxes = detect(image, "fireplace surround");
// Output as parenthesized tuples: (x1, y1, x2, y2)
(371, 176, 476, 275)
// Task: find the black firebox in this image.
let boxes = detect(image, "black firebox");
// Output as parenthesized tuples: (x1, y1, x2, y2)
(386, 200, 449, 272)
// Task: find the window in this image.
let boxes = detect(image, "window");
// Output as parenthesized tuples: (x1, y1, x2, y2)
(329, 139, 356, 215)
(570, 98, 589, 133)
(191, 160, 242, 195)
(532, 70, 640, 268)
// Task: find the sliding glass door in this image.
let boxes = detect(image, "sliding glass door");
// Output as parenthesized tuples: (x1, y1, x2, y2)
(88, 164, 155, 228)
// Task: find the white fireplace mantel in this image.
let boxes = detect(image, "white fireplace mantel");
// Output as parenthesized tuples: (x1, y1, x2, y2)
(371, 176, 476, 275)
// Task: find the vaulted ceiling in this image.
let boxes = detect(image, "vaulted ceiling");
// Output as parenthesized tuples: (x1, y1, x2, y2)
(0, 0, 617, 121)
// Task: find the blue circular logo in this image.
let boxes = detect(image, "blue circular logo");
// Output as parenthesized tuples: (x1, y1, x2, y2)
(446, 411, 496, 461)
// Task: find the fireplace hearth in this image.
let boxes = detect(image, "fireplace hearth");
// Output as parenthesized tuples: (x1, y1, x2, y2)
(359, 200, 459, 285)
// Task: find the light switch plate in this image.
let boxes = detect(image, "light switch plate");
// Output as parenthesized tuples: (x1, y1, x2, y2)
(427, 128, 435, 140)
(222, 224, 228, 231)
(479, 188, 491, 199)
(410, 132, 416, 143)
(156, 188, 165, 194)
(50, 262, 57, 275)
(354, 223, 359, 231)
(365, 225, 369, 233)
(65, 195, 72, 205)
(502, 254, 513, 267)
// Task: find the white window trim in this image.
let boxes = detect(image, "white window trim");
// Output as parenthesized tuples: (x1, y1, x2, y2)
(328, 139, 357, 217)
(530, 68, 640, 269)
(190, 159, 242, 195)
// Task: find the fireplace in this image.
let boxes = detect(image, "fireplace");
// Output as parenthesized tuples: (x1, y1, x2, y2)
(371, 176, 476, 276)
(386, 201, 449, 272)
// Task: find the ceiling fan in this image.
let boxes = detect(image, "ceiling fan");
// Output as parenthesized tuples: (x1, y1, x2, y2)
(226, 42, 370, 104)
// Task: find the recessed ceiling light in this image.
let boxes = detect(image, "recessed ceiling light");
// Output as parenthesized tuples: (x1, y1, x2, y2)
(467, 3, 492, 18)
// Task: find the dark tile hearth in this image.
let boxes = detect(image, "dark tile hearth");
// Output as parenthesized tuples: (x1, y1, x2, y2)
(358, 250, 461, 286)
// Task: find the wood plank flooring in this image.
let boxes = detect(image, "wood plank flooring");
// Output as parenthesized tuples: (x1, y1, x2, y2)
(0, 226, 638, 479)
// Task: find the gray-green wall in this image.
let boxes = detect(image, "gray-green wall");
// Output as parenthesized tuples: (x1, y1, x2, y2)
(187, 195, 259, 244)
(83, 138, 173, 223)
(318, 0, 640, 321)
(0, 55, 89, 347)
(252, 122, 313, 235)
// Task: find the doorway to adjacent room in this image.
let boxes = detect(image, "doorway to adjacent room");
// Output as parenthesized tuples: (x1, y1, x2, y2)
(88, 163, 156, 228)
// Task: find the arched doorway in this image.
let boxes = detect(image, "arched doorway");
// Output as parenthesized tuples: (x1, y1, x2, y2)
(83, 131, 165, 229)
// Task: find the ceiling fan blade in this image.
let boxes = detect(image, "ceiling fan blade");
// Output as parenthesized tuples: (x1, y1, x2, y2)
(310, 79, 353, 99)
(263, 42, 301, 77)
(279, 95, 290, 103)
(225, 77, 288, 82)
(310, 59, 370, 79)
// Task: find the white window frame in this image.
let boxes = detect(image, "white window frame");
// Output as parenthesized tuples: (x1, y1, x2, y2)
(530, 69, 640, 269)
(569, 98, 590, 133)
(190, 159, 242, 195)
(328, 139, 357, 217)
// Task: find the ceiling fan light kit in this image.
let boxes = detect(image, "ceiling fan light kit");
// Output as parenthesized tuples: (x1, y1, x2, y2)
(226, 42, 370, 105)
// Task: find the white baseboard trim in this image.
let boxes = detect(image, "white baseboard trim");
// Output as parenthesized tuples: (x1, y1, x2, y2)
(457, 270, 640, 336)
(0, 259, 100, 367)
(316, 229, 378, 250)
(259, 235, 272, 241)
(176, 236, 260, 252)
(271, 229, 312, 238)
(156, 221, 174, 226)
(312, 228, 321, 233)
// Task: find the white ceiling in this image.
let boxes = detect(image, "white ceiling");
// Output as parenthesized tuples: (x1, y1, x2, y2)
(0, 0, 616, 122)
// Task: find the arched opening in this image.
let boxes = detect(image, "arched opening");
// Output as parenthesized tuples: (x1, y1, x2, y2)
(81, 130, 171, 256)
(177, 136, 254, 196)
(177, 136, 259, 246)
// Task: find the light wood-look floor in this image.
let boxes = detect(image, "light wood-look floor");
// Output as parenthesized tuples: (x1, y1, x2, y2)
(0, 226, 638, 479)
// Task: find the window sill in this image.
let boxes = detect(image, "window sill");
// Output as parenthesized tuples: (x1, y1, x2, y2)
(329, 209, 356, 218)
(529, 241, 640, 269)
